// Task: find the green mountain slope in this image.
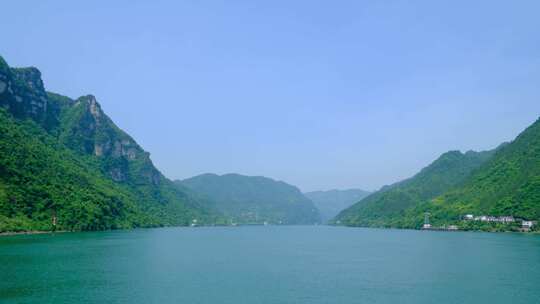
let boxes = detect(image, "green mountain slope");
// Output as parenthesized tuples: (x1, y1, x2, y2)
(418, 118, 540, 229)
(305, 189, 370, 223)
(335, 149, 495, 228)
(179, 173, 321, 224)
(0, 56, 217, 232)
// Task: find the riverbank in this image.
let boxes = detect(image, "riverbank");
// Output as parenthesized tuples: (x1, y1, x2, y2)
(0, 230, 69, 237)
(337, 224, 539, 234)
(2, 225, 538, 238)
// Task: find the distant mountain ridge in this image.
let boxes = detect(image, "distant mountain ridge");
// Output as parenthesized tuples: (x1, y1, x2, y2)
(179, 173, 321, 224)
(305, 189, 370, 223)
(0, 55, 217, 232)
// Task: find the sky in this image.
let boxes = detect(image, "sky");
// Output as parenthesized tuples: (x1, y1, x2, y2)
(1, 1, 540, 192)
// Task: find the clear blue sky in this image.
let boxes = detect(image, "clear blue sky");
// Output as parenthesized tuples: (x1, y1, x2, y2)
(2, 1, 540, 192)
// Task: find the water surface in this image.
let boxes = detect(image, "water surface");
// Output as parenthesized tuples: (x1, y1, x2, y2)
(1, 226, 539, 304)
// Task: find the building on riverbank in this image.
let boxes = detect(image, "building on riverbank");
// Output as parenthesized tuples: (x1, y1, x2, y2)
(463, 214, 536, 232)
(464, 214, 515, 223)
(521, 221, 536, 232)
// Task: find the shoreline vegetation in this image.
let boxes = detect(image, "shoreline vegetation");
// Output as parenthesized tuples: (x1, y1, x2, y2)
(1, 224, 538, 238)
(340, 225, 540, 234)
(0, 230, 69, 237)
(328, 220, 540, 236)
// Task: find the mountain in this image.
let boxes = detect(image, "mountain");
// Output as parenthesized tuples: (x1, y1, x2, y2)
(178, 173, 321, 224)
(416, 118, 540, 230)
(334, 149, 496, 228)
(0, 56, 217, 232)
(305, 189, 370, 223)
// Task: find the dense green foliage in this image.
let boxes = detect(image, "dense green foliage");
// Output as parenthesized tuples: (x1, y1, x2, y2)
(0, 108, 141, 231)
(179, 173, 321, 224)
(418, 118, 540, 230)
(305, 189, 370, 223)
(0, 56, 218, 232)
(335, 150, 495, 228)
(337, 118, 540, 232)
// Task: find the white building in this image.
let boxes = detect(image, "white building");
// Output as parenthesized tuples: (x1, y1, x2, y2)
(499, 216, 515, 223)
(522, 221, 535, 229)
(471, 215, 515, 223)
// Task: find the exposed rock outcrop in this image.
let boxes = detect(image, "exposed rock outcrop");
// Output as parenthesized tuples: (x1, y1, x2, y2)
(0, 58, 49, 123)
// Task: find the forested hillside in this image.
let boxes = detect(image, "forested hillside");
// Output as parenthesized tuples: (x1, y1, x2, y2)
(179, 173, 321, 224)
(334, 149, 495, 228)
(416, 118, 540, 230)
(336, 117, 540, 231)
(0, 56, 217, 232)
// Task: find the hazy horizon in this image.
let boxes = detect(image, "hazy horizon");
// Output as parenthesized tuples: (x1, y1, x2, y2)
(2, 1, 540, 192)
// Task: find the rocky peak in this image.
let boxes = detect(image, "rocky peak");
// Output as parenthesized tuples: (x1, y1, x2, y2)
(62, 94, 154, 183)
(12, 67, 45, 93)
(77, 94, 103, 122)
(0, 60, 48, 123)
(0, 56, 162, 187)
(75, 95, 103, 122)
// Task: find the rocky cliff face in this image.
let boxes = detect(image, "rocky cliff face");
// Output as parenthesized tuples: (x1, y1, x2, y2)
(0, 58, 50, 125)
(0, 54, 201, 195)
(58, 94, 160, 184)
(0, 58, 146, 183)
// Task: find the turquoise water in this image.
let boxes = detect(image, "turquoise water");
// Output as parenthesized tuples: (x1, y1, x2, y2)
(1, 226, 539, 304)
